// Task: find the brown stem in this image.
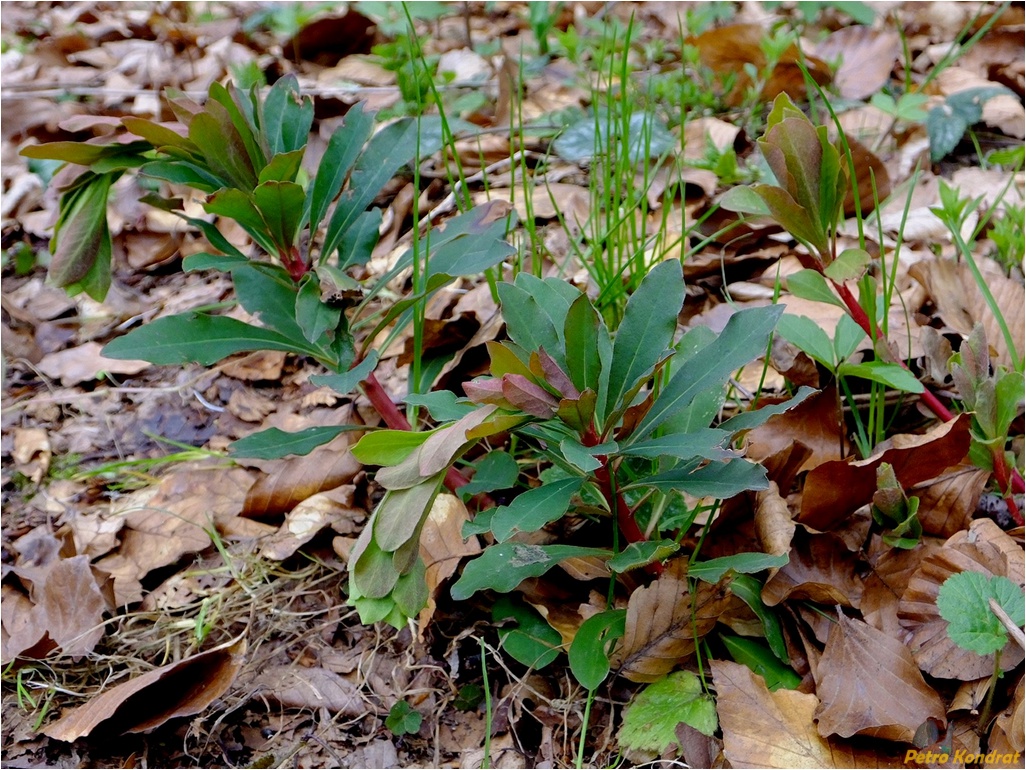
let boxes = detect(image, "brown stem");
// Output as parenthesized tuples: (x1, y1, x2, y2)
(590, 453, 663, 576)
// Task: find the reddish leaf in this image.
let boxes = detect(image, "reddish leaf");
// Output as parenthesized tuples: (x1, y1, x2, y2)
(501, 373, 560, 418)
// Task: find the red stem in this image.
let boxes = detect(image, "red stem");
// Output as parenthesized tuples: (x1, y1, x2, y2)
(832, 280, 1026, 512)
(361, 370, 476, 495)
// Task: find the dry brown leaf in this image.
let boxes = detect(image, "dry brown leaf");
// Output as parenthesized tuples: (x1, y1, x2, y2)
(912, 465, 991, 538)
(712, 660, 903, 768)
(97, 465, 255, 605)
(754, 481, 795, 562)
(243, 433, 361, 518)
(909, 257, 1025, 371)
(43, 638, 246, 741)
(227, 389, 277, 423)
(11, 427, 51, 484)
(813, 26, 900, 100)
(747, 387, 848, 474)
(259, 485, 363, 561)
(682, 116, 742, 161)
(251, 665, 366, 716)
(815, 612, 945, 742)
(862, 536, 945, 639)
(36, 341, 150, 386)
(763, 530, 864, 608)
(418, 494, 481, 629)
(614, 561, 737, 682)
(986, 676, 1024, 765)
(221, 350, 287, 382)
(799, 414, 971, 531)
(899, 519, 1025, 680)
(690, 24, 831, 107)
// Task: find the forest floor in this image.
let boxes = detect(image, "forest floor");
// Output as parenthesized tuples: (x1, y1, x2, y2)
(1, 2, 1024, 768)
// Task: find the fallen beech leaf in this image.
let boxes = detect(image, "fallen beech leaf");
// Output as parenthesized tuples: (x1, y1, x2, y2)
(862, 536, 945, 639)
(36, 341, 150, 386)
(43, 638, 246, 741)
(813, 26, 900, 100)
(243, 432, 360, 518)
(909, 258, 1025, 371)
(11, 427, 52, 484)
(251, 665, 366, 715)
(911, 464, 990, 538)
(799, 415, 971, 531)
(986, 676, 1024, 762)
(259, 485, 362, 561)
(746, 387, 848, 474)
(418, 494, 480, 629)
(899, 519, 1025, 680)
(754, 481, 795, 562)
(712, 660, 903, 768)
(615, 562, 738, 682)
(815, 612, 945, 742)
(763, 530, 864, 608)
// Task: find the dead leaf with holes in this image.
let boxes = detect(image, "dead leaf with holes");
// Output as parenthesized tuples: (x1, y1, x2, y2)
(712, 660, 904, 769)
(613, 561, 738, 682)
(898, 518, 1025, 680)
(814, 612, 945, 742)
(43, 638, 246, 741)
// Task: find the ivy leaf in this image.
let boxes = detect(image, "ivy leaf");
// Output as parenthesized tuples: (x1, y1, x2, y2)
(937, 571, 1025, 656)
(618, 671, 718, 755)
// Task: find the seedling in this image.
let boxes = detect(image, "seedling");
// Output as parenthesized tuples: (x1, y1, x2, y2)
(871, 462, 921, 549)
(385, 700, 423, 736)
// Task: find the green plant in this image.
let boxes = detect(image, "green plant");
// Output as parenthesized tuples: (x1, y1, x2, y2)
(986, 201, 1024, 272)
(347, 258, 808, 632)
(871, 462, 921, 549)
(385, 700, 423, 735)
(720, 92, 1024, 510)
(937, 570, 1025, 728)
(21, 78, 515, 470)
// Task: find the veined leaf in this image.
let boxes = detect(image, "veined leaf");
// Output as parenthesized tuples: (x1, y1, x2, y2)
(229, 426, 352, 459)
(776, 314, 835, 369)
(337, 209, 382, 269)
(824, 247, 871, 283)
(494, 597, 562, 670)
(309, 104, 374, 236)
(253, 180, 306, 251)
(633, 458, 768, 498)
(689, 552, 789, 583)
(718, 386, 817, 433)
(295, 273, 341, 343)
(102, 313, 321, 365)
(351, 428, 437, 466)
(139, 160, 223, 192)
(121, 117, 198, 154)
(786, 269, 845, 308)
(617, 428, 734, 462)
(20, 140, 150, 166)
(497, 282, 562, 362)
(606, 259, 684, 415)
(727, 574, 789, 662)
(569, 610, 626, 690)
(231, 264, 305, 340)
(189, 110, 256, 190)
(619, 671, 718, 752)
(49, 172, 114, 290)
(204, 189, 278, 255)
(564, 293, 606, 393)
(607, 540, 680, 573)
(257, 149, 305, 184)
(450, 543, 610, 600)
(721, 634, 801, 691)
(310, 352, 379, 395)
(838, 361, 924, 393)
(490, 476, 584, 542)
(633, 305, 784, 439)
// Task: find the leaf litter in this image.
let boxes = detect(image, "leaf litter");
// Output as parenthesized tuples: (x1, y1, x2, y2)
(1, 2, 1024, 768)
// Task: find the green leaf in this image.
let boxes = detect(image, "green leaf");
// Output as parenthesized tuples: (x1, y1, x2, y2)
(351, 428, 437, 466)
(497, 282, 562, 363)
(994, 371, 1025, 439)
(490, 477, 584, 542)
(750, 183, 828, 255)
(121, 117, 198, 154)
(718, 386, 816, 433)
(776, 314, 835, 369)
(20, 140, 150, 166)
(309, 104, 374, 235)
(189, 110, 257, 189)
(373, 473, 444, 552)
(786, 269, 845, 309)
(102, 313, 319, 365)
(404, 391, 476, 422)
(253, 180, 306, 250)
(182, 253, 250, 272)
(310, 352, 379, 395)
(231, 264, 304, 340)
(208, 81, 266, 173)
(385, 701, 423, 736)
(564, 293, 606, 393)
(606, 260, 684, 415)
(458, 451, 520, 500)
(426, 233, 517, 282)
(295, 273, 341, 343)
(619, 671, 718, 755)
(937, 571, 1025, 656)
(633, 305, 784, 439)
(721, 634, 801, 691)
(617, 428, 734, 462)
(689, 552, 789, 584)
(49, 172, 114, 291)
(824, 248, 871, 283)
(139, 160, 223, 192)
(493, 597, 562, 669)
(837, 361, 924, 393)
(833, 314, 867, 363)
(727, 574, 789, 662)
(569, 610, 626, 690)
(257, 148, 305, 184)
(719, 185, 774, 217)
(607, 540, 680, 573)
(337, 208, 382, 269)
(204, 189, 278, 255)
(559, 437, 604, 472)
(228, 425, 350, 459)
(450, 543, 610, 600)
